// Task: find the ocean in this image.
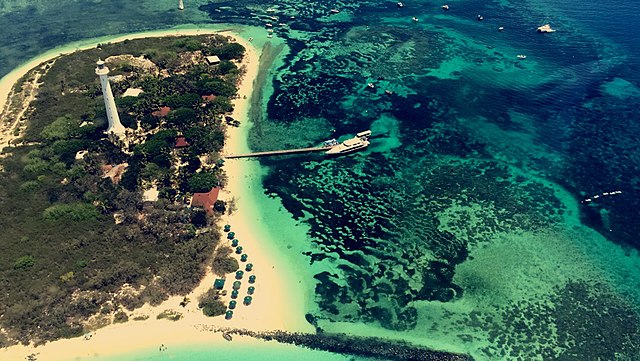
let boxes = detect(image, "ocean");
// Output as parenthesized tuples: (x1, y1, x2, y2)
(1, 0, 640, 360)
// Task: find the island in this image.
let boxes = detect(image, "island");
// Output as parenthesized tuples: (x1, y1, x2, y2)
(0, 29, 472, 361)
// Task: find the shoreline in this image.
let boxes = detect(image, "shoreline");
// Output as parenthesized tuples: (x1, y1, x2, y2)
(1, 26, 314, 361)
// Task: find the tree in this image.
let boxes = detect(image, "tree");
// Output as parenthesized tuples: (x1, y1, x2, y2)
(213, 43, 245, 61)
(41, 115, 80, 141)
(166, 108, 197, 130)
(188, 172, 218, 193)
(165, 93, 200, 109)
(184, 126, 224, 155)
(201, 80, 236, 97)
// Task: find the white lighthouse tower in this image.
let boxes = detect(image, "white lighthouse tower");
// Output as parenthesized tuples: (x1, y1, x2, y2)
(178, 0, 184, 10)
(95, 59, 126, 136)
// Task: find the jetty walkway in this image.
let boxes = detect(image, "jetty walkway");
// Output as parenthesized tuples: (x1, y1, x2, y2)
(225, 146, 332, 159)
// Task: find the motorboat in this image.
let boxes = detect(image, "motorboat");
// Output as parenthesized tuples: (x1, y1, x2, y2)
(442, 4, 449, 10)
(325, 130, 371, 155)
(516, 54, 527, 59)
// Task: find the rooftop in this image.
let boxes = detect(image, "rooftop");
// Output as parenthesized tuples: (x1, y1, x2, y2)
(190, 187, 221, 215)
(122, 88, 144, 97)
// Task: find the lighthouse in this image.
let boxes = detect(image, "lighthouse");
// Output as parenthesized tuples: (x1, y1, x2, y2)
(178, 0, 184, 10)
(95, 59, 126, 136)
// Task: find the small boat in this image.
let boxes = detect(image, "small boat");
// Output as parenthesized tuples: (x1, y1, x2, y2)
(266, 8, 276, 13)
(537, 24, 556, 33)
(222, 332, 233, 341)
(498, 26, 504, 31)
(326, 131, 371, 155)
(279, 23, 287, 26)
(477, 14, 484, 21)
(265, 23, 273, 27)
(367, 82, 376, 89)
(385, 90, 393, 95)
(267, 29, 274, 33)
(516, 54, 527, 59)
(330, 9, 340, 14)
(442, 4, 449, 10)
(267, 34, 273, 38)
(269, 16, 278, 20)
(412, 16, 419, 22)
(397, 2, 404, 8)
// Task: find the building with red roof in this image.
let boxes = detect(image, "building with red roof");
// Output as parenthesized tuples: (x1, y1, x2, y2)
(151, 106, 172, 117)
(201, 94, 217, 102)
(174, 136, 189, 149)
(190, 187, 221, 215)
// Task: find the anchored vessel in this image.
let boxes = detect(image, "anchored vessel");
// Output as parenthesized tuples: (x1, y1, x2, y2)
(325, 130, 371, 155)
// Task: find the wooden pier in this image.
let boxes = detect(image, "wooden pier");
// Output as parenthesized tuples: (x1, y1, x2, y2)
(224, 146, 332, 159)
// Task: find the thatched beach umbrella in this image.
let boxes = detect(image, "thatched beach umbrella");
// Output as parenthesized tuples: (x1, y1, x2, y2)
(235, 270, 244, 280)
(231, 290, 239, 299)
(227, 231, 236, 240)
(243, 296, 253, 306)
(248, 275, 256, 284)
(240, 254, 248, 262)
(247, 286, 255, 295)
(225, 310, 233, 320)
(245, 263, 253, 272)
(235, 246, 243, 254)
(224, 224, 231, 232)
(231, 239, 239, 247)
(228, 300, 237, 309)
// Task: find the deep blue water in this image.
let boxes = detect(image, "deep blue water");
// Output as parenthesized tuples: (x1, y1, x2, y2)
(1, 0, 640, 359)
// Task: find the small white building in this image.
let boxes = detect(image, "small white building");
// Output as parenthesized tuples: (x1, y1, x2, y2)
(122, 88, 144, 97)
(75, 150, 89, 160)
(205, 55, 221, 65)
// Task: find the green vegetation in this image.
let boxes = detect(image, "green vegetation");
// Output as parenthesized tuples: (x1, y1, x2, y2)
(212, 246, 240, 276)
(156, 309, 183, 321)
(0, 34, 244, 345)
(198, 288, 227, 317)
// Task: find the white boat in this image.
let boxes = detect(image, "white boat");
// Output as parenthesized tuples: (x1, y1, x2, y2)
(330, 9, 340, 14)
(517, 54, 527, 59)
(442, 4, 449, 10)
(397, 2, 404, 8)
(326, 130, 371, 155)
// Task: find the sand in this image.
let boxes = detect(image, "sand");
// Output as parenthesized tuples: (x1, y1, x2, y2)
(1, 26, 314, 361)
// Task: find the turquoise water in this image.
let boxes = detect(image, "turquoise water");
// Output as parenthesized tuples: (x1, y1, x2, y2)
(2, 0, 640, 360)
(95, 339, 374, 361)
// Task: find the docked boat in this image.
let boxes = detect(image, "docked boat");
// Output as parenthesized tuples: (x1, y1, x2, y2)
(326, 130, 371, 155)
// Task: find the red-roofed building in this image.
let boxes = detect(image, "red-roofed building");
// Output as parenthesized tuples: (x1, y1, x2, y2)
(174, 136, 189, 149)
(201, 94, 217, 102)
(190, 187, 220, 215)
(151, 106, 172, 117)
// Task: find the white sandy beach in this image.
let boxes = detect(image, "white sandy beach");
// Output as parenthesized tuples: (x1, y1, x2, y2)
(1, 27, 314, 361)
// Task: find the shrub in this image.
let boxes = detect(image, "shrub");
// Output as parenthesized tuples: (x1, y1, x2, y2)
(198, 289, 226, 317)
(212, 248, 239, 276)
(14, 255, 35, 270)
(113, 311, 129, 324)
(43, 203, 100, 222)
